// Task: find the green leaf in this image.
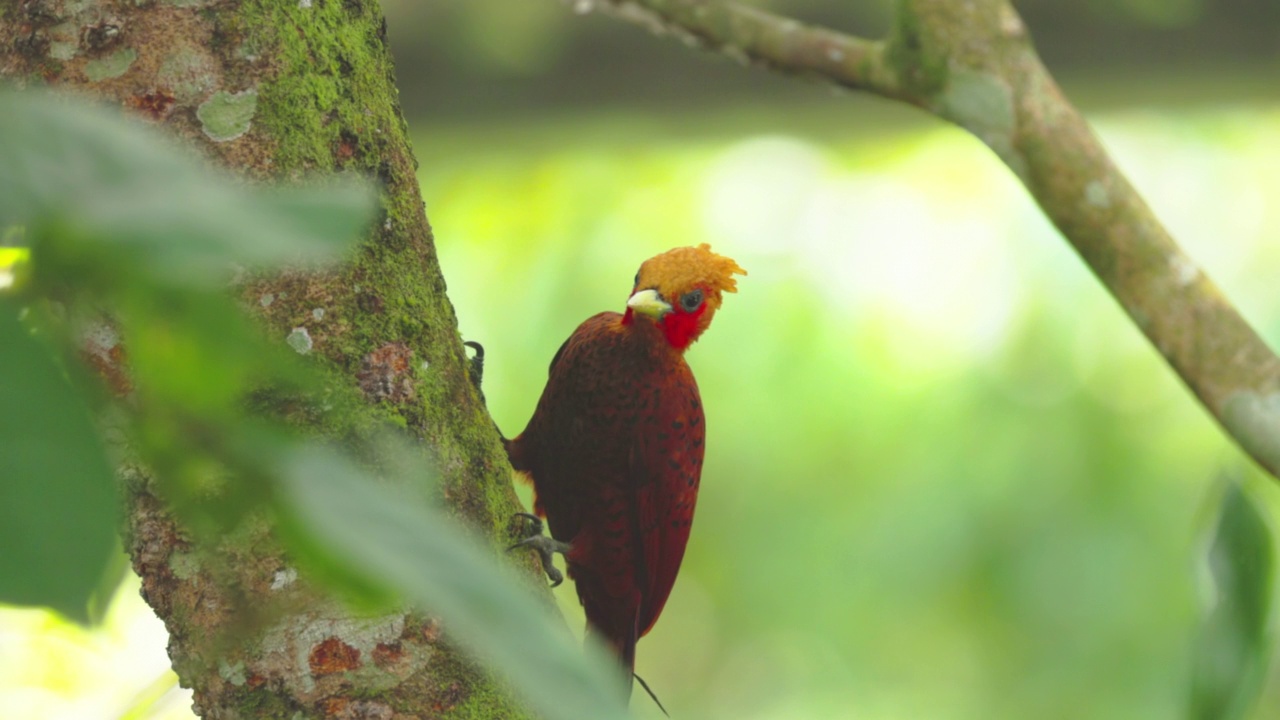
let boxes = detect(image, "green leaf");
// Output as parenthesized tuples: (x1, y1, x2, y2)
(276, 445, 631, 720)
(0, 90, 375, 286)
(1189, 478, 1276, 720)
(0, 298, 119, 623)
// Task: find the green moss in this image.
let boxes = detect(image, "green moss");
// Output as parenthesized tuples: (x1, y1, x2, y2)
(409, 650, 530, 720)
(233, 683, 300, 719)
(227, 0, 406, 173)
(441, 684, 527, 720)
(885, 4, 947, 97)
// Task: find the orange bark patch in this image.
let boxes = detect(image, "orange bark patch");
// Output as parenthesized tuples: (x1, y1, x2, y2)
(80, 324, 132, 396)
(356, 342, 416, 402)
(126, 89, 177, 120)
(308, 637, 360, 675)
(371, 641, 403, 668)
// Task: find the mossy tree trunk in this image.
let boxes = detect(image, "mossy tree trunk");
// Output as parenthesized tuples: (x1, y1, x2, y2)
(1, 1, 532, 717)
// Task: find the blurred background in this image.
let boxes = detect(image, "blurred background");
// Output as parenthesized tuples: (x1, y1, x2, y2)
(4, 0, 1280, 718)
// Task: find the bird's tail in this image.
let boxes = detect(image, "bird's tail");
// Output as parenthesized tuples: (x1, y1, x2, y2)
(580, 580, 667, 712)
(581, 594, 639, 695)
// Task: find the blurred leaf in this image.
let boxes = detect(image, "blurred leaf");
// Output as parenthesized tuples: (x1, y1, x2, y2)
(116, 669, 181, 720)
(0, 90, 375, 537)
(86, 544, 131, 625)
(275, 445, 630, 720)
(0, 90, 375, 287)
(0, 245, 28, 291)
(1189, 479, 1275, 720)
(0, 298, 118, 623)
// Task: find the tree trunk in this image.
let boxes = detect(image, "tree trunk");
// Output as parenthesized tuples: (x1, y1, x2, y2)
(1, 1, 530, 717)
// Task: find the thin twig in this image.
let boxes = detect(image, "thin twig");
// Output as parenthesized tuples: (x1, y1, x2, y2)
(592, 0, 1280, 479)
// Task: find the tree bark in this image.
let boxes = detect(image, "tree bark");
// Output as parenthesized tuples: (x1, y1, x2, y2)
(1, 1, 531, 717)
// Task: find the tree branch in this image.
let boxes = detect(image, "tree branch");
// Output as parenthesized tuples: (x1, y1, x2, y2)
(594, 0, 1280, 479)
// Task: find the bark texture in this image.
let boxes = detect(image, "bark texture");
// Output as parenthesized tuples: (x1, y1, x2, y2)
(594, 0, 1280, 480)
(1, 1, 531, 717)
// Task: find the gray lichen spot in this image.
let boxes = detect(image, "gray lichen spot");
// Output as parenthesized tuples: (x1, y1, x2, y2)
(168, 551, 200, 580)
(1223, 392, 1280, 473)
(312, 308, 325, 321)
(286, 327, 312, 355)
(1170, 254, 1200, 286)
(298, 0, 312, 7)
(1084, 180, 1111, 209)
(82, 321, 118, 355)
(47, 22, 81, 61)
(157, 46, 217, 103)
(84, 47, 136, 81)
(217, 659, 248, 686)
(935, 67, 1025, 179)
(260, 292, 275, 308)
(198, 89, 258, 142)
(271, 567, 298, 590)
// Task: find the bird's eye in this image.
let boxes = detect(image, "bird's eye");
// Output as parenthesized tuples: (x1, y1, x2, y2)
(634, 271, 640, 287)
(679, 289, 704, 312)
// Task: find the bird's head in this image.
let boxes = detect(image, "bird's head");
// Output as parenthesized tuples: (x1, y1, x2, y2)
(623, 243, 746, 351)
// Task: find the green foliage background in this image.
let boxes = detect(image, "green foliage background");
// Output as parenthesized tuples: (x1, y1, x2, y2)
(4, 4, 1280, 718)
(421, 107, 1280, 720)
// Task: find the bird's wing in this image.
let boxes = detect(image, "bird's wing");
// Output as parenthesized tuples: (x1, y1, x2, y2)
(632, 375, 705, 638)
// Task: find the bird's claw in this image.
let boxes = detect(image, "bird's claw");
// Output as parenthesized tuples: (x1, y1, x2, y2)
(508, 512, 570, 588)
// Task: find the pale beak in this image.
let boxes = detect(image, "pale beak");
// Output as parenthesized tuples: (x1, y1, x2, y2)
(626, 288, 672, 319)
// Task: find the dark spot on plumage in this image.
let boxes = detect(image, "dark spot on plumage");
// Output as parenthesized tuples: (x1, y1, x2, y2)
(672, 421, 684, 430)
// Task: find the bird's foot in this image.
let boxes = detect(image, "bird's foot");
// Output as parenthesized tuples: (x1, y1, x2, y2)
(507, 512, 570, 588)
